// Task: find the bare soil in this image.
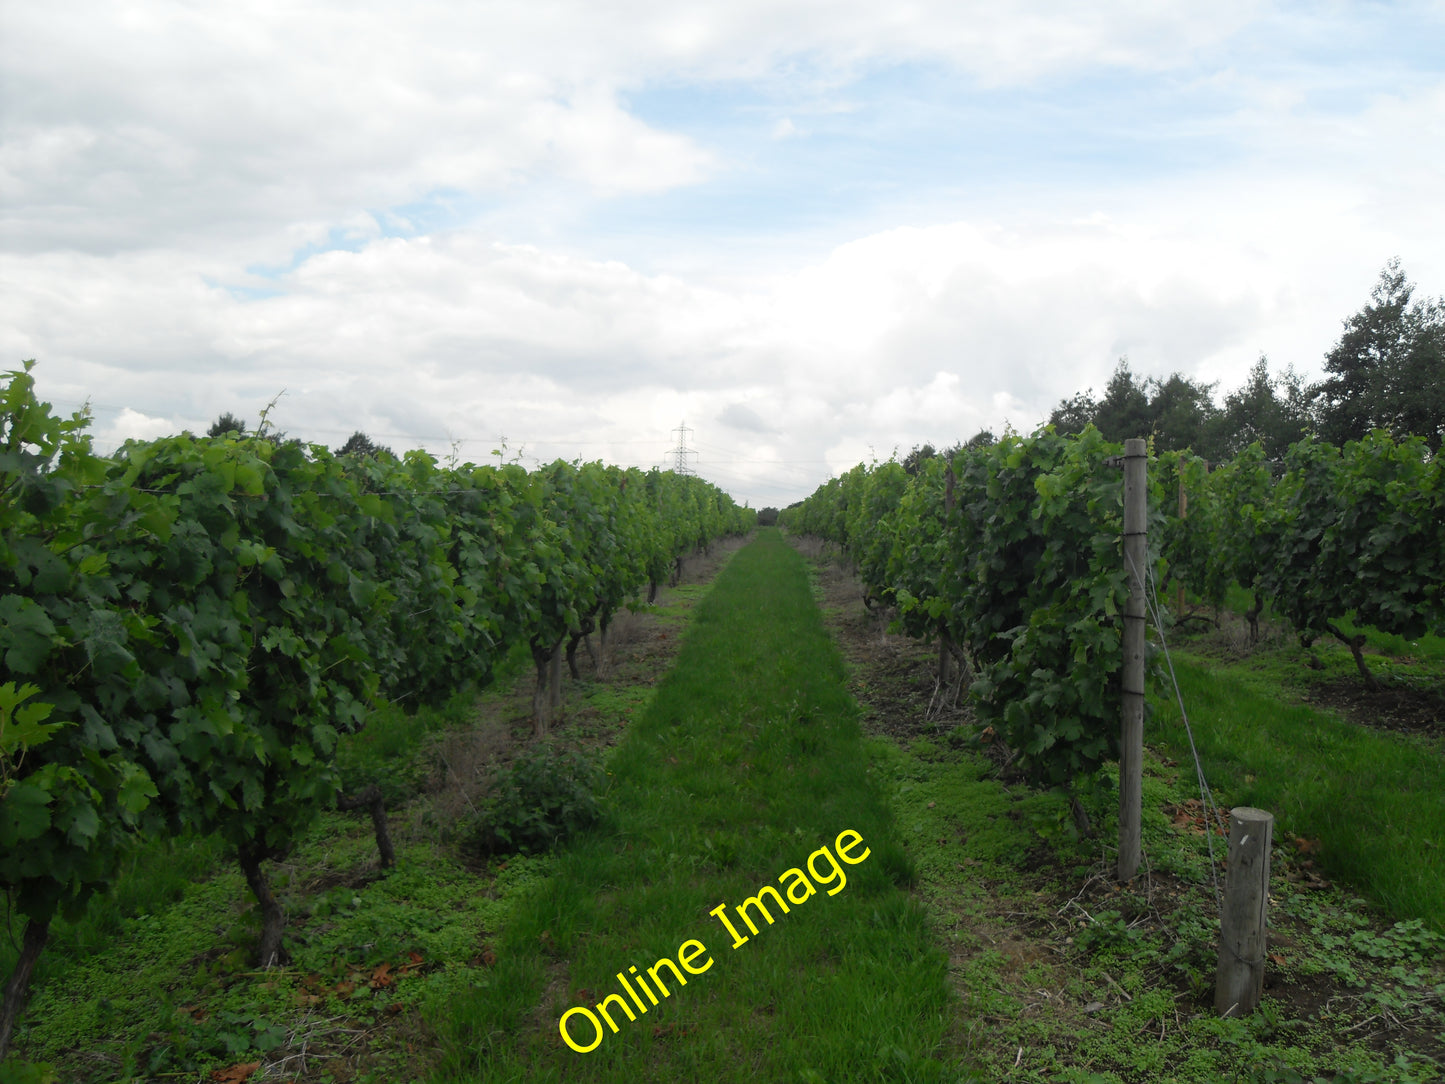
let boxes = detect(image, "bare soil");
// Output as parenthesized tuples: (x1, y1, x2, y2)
(1302, 677, 1445, 737)
(794, 537, 965, 742)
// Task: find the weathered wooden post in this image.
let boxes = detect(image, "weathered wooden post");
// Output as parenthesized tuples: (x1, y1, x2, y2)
(1118, 438, 1147, 881)
(939, 462, 957, 690)
(1215, 806, 1274, 1017)
(1175, 460, 1188, 615)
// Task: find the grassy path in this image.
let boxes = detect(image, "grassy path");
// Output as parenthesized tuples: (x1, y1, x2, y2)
(430, 528, 954, 1083)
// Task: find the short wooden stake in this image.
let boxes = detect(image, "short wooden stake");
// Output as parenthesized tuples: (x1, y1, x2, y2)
(1215, 806, 1274, 1017)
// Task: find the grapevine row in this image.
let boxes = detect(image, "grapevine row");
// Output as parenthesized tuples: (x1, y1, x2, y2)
(782, 426, 1443, 787)
(783, 427, 1166, 788)
(0, 363, 752, 1050)
(1157, 432, 1444, 686)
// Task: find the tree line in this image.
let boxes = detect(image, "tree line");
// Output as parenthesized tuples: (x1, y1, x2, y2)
(1048, 260, 1443, 460)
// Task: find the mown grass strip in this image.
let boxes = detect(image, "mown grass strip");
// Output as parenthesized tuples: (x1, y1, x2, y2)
(1152, 653, 1445, 929)
(429, 528, 953, 1083)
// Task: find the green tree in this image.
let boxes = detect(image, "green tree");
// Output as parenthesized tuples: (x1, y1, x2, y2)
(1218, 356, 1313, 460)
(206, 411, 247, 438)
(1056, 359, 1222, 454)
(1049, 390, 1097, 436)
(965, 428, 997, 448)
(1147, 372, 1223, 457)
(1092, 359, 1153, 443)
(1313, 259, 1445, 451)
(900, 443, 938, 476)
(337, 430, 392, 458)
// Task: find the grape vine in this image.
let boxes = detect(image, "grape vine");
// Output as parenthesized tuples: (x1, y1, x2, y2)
(785, 424, 1443, 789)
(0, 363, 753, 1052)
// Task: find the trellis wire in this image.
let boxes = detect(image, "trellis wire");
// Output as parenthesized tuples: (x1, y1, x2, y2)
(1127, 549, 1225, 914)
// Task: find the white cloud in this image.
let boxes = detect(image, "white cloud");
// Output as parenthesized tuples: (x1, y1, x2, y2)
(5, 159, 1438, 507)
(0, 0, 1272, 258)
(0, 4, 717, 258)
(3, 0, 1444, 509)
(771, 117, 799, 140)
(102, 407, 181, 447)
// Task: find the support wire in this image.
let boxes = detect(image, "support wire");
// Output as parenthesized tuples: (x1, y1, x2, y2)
(1127, 551, 1226, 914)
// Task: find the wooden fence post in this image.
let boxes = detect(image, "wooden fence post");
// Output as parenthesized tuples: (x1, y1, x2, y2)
(1118, 438, 1147, 882)
(1176, 460, 1187, 614)
(1215, 806, 1274, 1017)
(939, 462, 957, 689)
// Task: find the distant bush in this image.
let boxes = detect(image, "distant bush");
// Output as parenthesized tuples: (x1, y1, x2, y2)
(461, 746, 605, 856)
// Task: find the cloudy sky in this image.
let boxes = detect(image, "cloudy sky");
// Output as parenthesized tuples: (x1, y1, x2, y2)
(2, 2, 1442, 507)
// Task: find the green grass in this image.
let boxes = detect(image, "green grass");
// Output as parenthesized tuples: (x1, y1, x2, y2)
(643, 580, 713, 622)
(0, 833, 223, 1011)
(836, 713, 1445, 1083)
(861, 722, 1445, 1084)
(2, 555, 734, 1082)
(4, 678, 543, 1082)
(1331, 617, 1445, 671)
(10, 810, 552, 1081)
(1151, 652, 1445, 929)
(428, 527, 954, 1082)
(796, 551, 1444, 1083)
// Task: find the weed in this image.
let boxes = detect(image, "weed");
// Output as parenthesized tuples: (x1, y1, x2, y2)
(1074, 910, 1141, 956)
(458, 745, 606, 857)
(1240, 1055, 1440, 1083)
(1351, 920, 1445, 966)
(336, 686, 486, 806)
(0, 1061, 58, 1084)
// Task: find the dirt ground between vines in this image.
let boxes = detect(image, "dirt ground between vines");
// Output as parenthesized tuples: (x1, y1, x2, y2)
(1302, 678, 1445, 737)
(1168, 608, 1444, 737)
(789, 538, 1445, 1072)
(790, 536, 963, 744)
